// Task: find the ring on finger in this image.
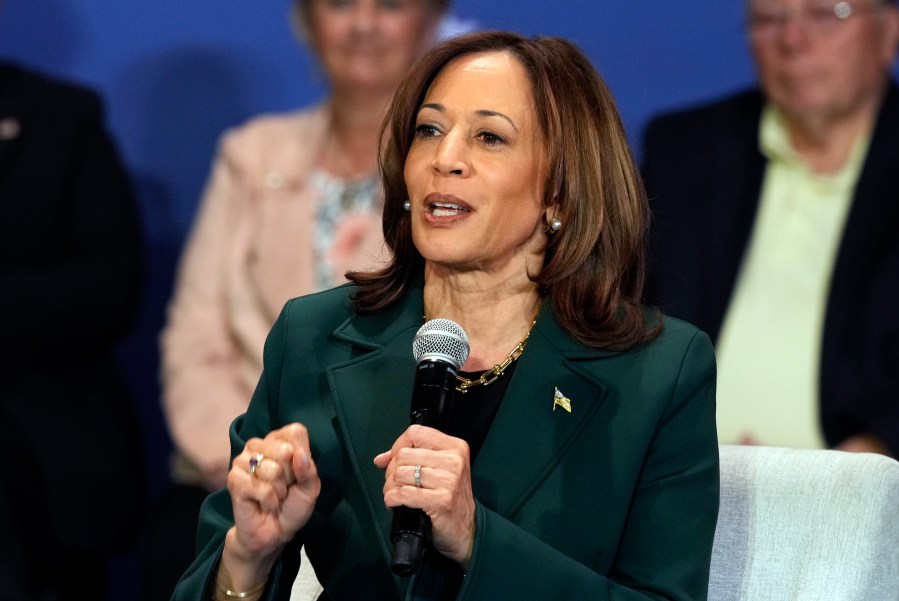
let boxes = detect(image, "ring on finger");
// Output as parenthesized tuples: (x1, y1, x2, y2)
(249, 453, 265, 478)
(414, 464, 422, 488)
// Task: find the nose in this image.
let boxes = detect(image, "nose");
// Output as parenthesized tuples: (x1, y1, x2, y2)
(778, 12, 811, 47)
(350, 0, 377, 34)
(431, 131, 470, 178)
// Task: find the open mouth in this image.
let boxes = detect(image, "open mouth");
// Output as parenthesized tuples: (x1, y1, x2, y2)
(429, 201, 470, 217)
(424, 193, 472, 219)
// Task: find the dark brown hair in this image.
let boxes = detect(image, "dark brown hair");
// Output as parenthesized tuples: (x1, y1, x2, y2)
(350, 31, 660, 351)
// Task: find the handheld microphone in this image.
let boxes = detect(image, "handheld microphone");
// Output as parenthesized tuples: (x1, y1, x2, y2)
(389, 318, 470, 576)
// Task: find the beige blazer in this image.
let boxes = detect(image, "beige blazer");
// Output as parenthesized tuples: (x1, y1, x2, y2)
(161, 105, 387, 488)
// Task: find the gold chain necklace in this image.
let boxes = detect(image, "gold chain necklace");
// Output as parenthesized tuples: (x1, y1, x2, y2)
(454, 320, 536, 394)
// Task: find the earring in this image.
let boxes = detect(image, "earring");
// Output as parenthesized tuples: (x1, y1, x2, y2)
(545, 216, 562, 234)
(403, 200, 411, 212)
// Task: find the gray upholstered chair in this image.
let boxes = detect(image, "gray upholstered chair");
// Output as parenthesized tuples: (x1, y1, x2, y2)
(290, 546, 324, 601)
(709, 445, 899, 601)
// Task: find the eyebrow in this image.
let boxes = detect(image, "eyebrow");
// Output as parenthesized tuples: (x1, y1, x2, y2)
(419, 103, 519, 132)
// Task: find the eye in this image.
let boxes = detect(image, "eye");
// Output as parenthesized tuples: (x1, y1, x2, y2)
(477, 130, 507, 147)
(414, 123, 441, 139)
(379, 0, 406, 10)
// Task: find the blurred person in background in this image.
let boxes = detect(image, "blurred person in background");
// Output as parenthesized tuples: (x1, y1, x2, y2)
(0, 61, 145, 600)
(143, 1, 448, 598)
(643, 0, 899, 456)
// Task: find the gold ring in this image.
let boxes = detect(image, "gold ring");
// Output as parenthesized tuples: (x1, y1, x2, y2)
(414, 464, 422, 488)
(248, 453, 264, 478)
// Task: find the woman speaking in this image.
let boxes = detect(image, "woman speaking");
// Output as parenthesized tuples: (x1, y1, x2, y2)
(173, 31, 719, 601)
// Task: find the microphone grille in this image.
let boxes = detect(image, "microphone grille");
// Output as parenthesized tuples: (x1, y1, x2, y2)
(413, 318, 470, 369)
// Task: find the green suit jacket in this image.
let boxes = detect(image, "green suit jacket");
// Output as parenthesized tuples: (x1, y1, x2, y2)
(172, 280, 719, 601)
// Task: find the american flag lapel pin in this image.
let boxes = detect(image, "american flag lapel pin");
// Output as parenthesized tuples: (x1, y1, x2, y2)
(552, 387, 572, 413)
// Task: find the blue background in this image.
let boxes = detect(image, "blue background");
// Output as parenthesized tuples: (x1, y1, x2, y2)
(0, 0, 759, 596)
(0, 1, 759, 237)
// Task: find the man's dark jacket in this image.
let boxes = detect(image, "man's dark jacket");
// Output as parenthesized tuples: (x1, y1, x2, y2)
(642, 84, 899, 456)
(0, 62, 146, 566)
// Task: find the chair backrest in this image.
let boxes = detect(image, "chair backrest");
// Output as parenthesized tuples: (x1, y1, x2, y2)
(709, 445, 899, 601)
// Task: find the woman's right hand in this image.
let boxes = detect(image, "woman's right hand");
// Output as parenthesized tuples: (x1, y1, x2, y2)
(218, 423, 321, 594)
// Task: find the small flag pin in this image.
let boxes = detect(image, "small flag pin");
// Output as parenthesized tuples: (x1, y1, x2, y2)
(552, 387, 572, 413)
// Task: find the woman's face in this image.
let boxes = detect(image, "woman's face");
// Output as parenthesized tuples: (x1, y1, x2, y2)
(307, 0, 440, 95)
(404, 51, 549, 276)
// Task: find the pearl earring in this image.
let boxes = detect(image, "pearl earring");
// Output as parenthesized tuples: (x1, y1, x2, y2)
(403, 200, 411, 212)
(545, 216, 562, 234)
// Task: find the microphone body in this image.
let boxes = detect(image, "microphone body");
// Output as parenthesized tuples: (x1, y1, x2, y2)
(390, 319, 470, 576)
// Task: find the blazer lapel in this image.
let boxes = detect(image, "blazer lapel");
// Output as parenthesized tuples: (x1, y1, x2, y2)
(471, 304, 616, 518)
(327, 290, 424, 564)
(327, 292, 620, 554)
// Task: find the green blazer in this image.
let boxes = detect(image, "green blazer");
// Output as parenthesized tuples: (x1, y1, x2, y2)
(172, 280, 719, 601)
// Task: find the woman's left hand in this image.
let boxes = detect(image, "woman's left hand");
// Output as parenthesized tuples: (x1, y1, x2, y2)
(374, 424, 476, 567)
